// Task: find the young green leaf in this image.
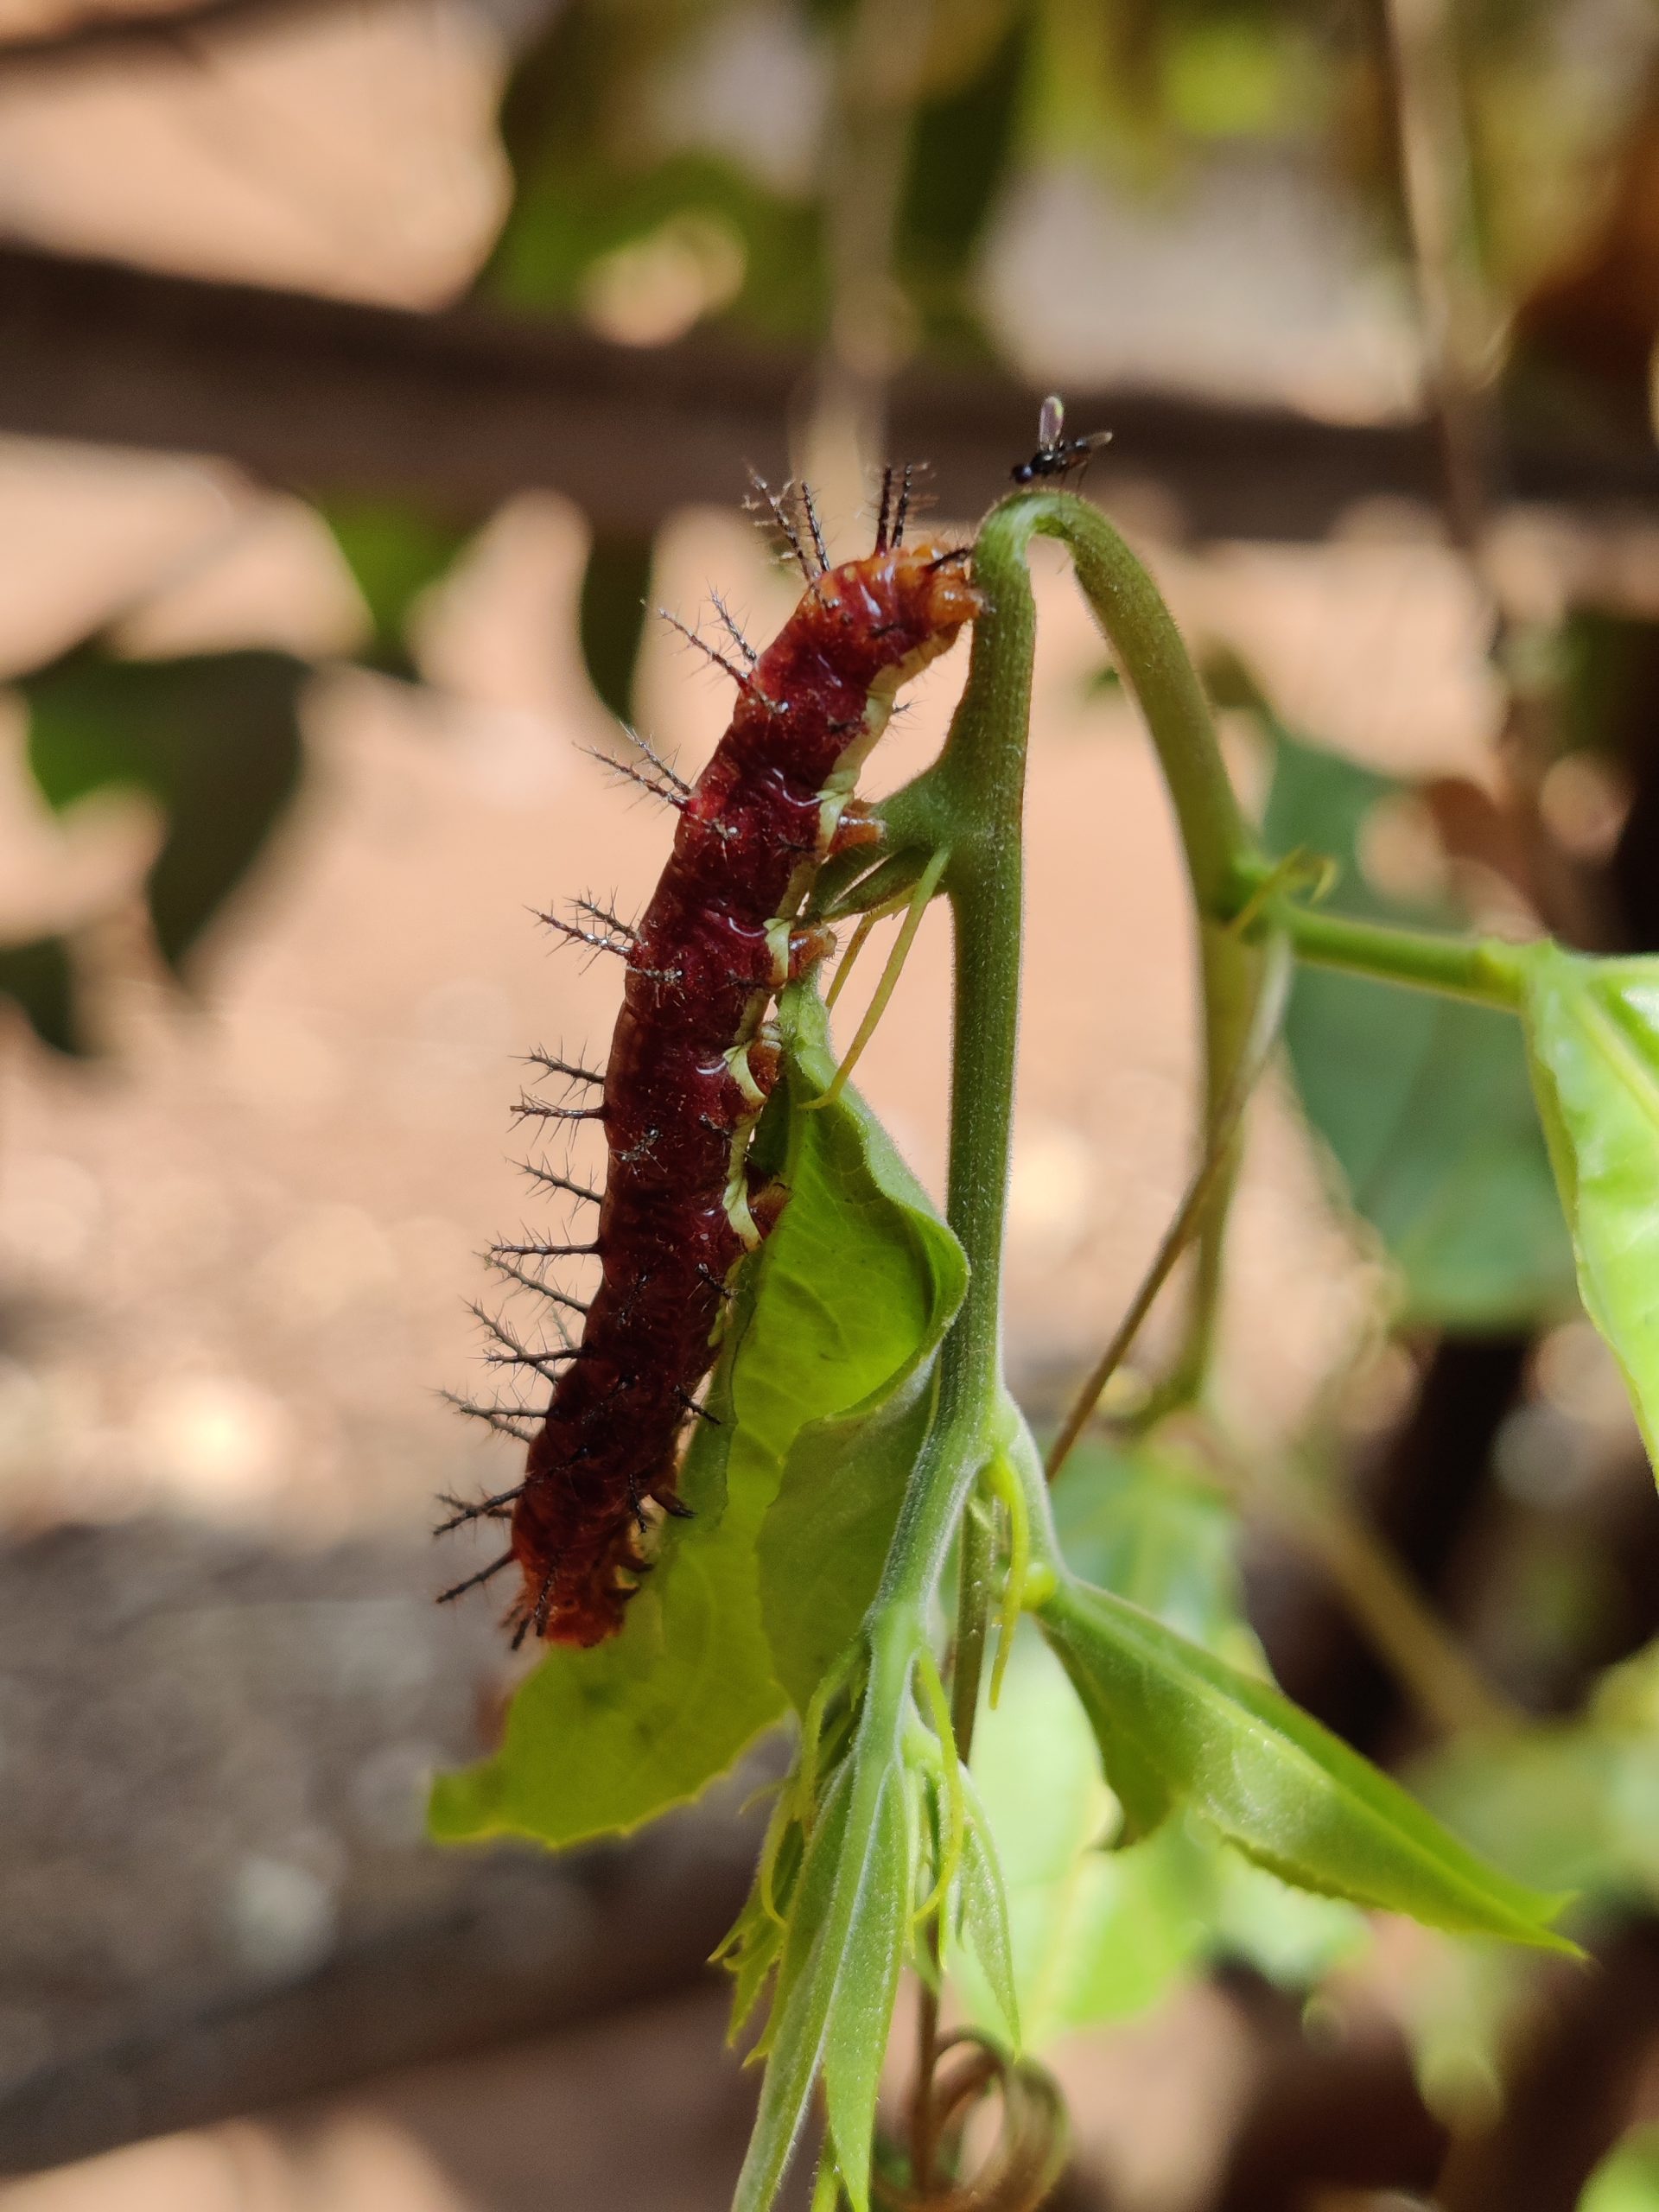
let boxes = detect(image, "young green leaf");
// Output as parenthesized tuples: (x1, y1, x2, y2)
(429, 993, 963, 1849)
(759, 1374, 938, 1713)
(1520, 944, 1659, 1469)
(735, 1704, 909, 2212)
(823, 1776, 912, 2212)
(1037, 1576, 1573, 1948)
(810, 2152, 849, 2212)
(956, 1770, 1020, 2050)
(724, 1879, 790, 2049)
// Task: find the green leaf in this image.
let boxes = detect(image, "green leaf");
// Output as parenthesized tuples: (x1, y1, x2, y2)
(957, 1773, 1020, 2048)
(578, 526, 655, 723)
(0, 937, 91, 1058)
(754, 993, 966, 1711)
(1046, 1435, 1262, 1844)
(320, 498, 474, 672)
(429, 991, 964, 1848)
(1582, 2126, 1659, 2212)
(760, 1372, 938, 1713)
(426, 1318, 785, 1847)
(960, 1625, 1363, 2046)
(24, 650, 308, 977)
(823, 1775, 911, 2212)
(1038, 1574, 1573, 1948)
(1520, 944, 1659, 1469)
(736, 1720, 910, 2212)
(724, 1886, 788, 2047)
(1262, 720, 1573, 1327)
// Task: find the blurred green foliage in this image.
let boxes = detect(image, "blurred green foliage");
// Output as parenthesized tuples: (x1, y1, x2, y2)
(1583, 2128, 1659, 2212)
(0, 937, 88, 1058)
(320, 498, 477, 676)
(1254, 698, 1575, 1328)
(1417, 1638, 1659, 1910)
(25, 647, 308, 979)
(578, 527, 657, 724)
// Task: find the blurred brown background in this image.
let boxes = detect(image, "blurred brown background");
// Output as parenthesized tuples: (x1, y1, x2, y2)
(3, 2, 1659, 2207)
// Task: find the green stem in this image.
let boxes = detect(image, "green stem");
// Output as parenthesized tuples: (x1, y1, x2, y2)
(874, 491, 1269, 1612)
(876, 516, 1031, 2202)
(1013, 493, 1262, 1402)
(1048, 500, 1262, 1400)
(949, 1497, 996, 1759)
(871, 511, 1038, 1620)
(1256, 890, 1528, 1009)
(910, 1499, 994, 2192)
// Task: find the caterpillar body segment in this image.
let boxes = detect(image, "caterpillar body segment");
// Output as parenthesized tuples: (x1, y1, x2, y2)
(460, 530, 978, 1647)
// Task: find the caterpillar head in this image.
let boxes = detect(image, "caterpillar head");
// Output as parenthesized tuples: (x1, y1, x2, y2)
(855, 538, 980, 679)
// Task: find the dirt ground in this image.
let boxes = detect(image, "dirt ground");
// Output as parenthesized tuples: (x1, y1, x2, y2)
(0, 4, 1604, 2203)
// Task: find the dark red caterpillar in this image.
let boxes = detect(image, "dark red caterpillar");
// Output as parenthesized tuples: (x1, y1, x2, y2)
(442, 476, 977, 1645)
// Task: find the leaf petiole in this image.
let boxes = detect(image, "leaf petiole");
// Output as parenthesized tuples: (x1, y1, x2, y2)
(982, 1452, 1027, 1711)
(1229, 853, 1530, 1009)
(811, 845, 950, 1110)
(912, 1648, 966, 1924)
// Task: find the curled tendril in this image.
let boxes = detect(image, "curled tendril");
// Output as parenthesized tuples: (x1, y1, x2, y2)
(874, 2031, 1069, 2212)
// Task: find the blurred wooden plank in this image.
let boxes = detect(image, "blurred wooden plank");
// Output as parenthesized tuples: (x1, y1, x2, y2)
(0, 0, 465, 72)
(1, 241, 1656, 539)
(0, 0, 299, 68)
(0, 1519, 761, 2178)
(0, 1843, 754, 2178)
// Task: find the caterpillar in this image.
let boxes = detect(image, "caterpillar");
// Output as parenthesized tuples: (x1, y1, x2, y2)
(441, 473, 978, 1646)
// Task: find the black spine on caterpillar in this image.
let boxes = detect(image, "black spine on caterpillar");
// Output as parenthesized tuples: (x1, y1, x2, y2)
(450, 517, 977, 1648)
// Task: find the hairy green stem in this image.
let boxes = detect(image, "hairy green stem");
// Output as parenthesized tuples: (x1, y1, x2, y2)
(891, 493, 1263, 1411)
(873, 500, 1034, 2207)
(871, 512, 1038, 1621)
(1054, 504, 1263, 1400)
(910, 1496, 996, 2193)
(949, 1499, 996, 1758)
(874, 491, 1271, 1617)
(851, 490, 1540, 2186)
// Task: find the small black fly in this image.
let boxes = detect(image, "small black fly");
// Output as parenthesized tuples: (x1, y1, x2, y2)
(1010, 393, 1112, 487)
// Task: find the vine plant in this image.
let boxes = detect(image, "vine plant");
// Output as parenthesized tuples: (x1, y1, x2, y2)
(432, 488, 1659, 2208)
